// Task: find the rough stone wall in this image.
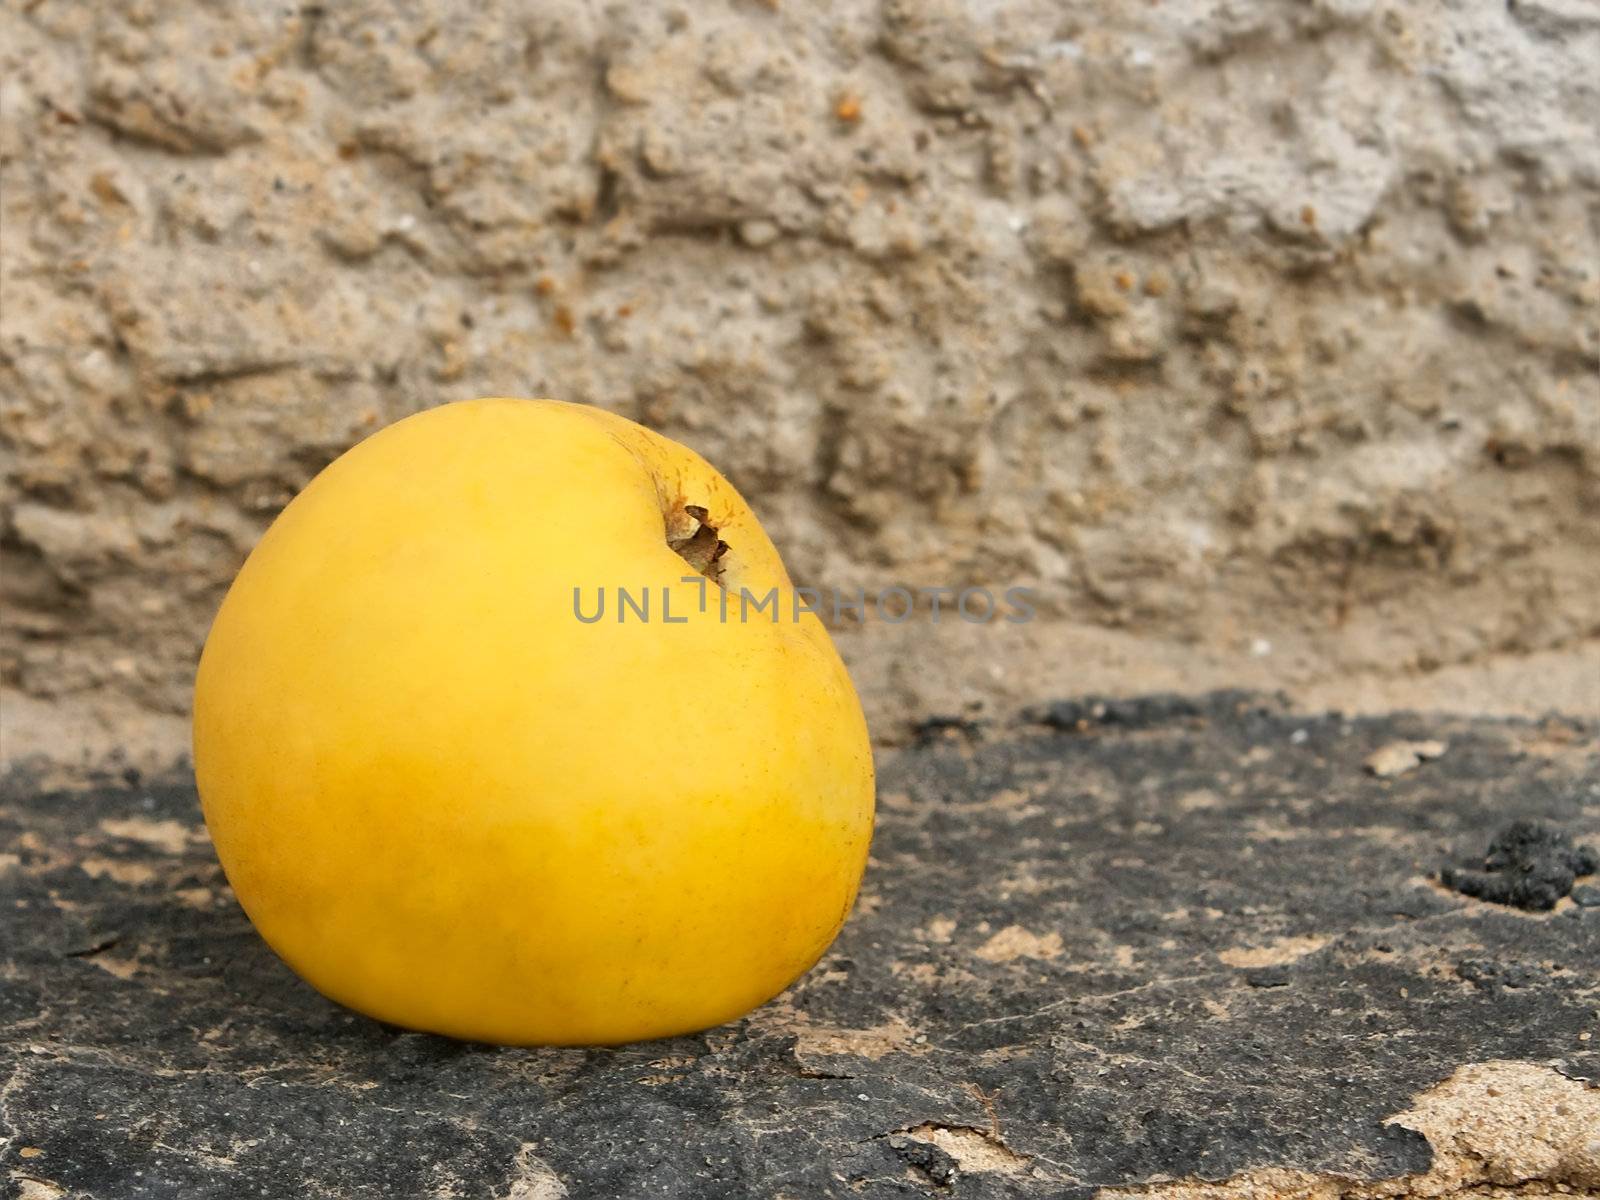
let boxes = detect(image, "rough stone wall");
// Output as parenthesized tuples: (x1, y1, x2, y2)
(2, 0, 1598, 756)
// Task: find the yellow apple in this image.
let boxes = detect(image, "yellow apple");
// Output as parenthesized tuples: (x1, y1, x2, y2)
(192, 398, 874, 1045)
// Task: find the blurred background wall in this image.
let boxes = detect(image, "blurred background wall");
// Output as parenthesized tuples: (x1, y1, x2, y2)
(2, 0, 1597, 768)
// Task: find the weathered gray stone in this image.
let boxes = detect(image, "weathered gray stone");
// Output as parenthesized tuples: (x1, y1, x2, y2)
(2, 1, 1598, 758)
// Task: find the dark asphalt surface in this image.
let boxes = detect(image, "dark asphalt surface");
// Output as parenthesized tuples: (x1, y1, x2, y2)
(3, 693, 1596, 1198)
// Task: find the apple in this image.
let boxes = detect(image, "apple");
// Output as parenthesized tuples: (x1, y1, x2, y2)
(193, 398, 875, 1045)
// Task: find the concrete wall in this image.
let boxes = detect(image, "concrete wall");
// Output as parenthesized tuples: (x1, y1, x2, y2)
(3, 0, 1597, 763)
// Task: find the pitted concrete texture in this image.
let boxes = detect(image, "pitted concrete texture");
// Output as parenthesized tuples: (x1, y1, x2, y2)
(2, 694, 1597, 1198)
(2, 1, 1598, 761)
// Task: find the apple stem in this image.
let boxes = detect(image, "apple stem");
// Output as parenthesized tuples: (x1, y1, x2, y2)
(666, 503, 729, 585)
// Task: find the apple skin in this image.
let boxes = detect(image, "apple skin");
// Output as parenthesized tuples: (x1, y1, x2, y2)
(193, 398, 875, 1045)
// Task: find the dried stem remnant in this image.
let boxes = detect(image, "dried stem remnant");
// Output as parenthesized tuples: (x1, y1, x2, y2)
(666, 503, 729, 585)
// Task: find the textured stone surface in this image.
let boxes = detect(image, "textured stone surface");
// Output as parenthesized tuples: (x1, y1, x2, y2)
(1441, 816, 1600, 911)
(2, 1, 1598, 756)
(3, 694, 1597, 1198)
